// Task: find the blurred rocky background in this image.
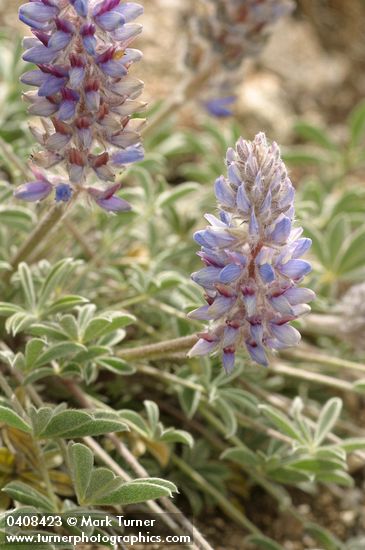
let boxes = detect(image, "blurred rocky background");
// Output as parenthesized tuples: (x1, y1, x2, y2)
(1, 0, 364, 144)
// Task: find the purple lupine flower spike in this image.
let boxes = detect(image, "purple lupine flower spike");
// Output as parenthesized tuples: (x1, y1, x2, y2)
(16, 0, 145, 211)
(188, 133, 315, 372)
(185, 0, 294, 117)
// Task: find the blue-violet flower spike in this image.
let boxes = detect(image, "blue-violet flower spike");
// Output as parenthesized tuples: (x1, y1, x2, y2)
(185, 0, 294, 117)
(16, 0, 145, 211)
(188, 133, 315, 372)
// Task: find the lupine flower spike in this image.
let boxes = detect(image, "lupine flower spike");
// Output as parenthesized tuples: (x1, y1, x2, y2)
(188, 133, 315, 372)
(185, 0, 294, 117)
(15, 0, 145, 212)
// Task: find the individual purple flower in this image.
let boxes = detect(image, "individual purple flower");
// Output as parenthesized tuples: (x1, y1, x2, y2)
(16, 0, 145, 211)
(185, 0, 294, 117)
(86, 183, 131, 212)
(188, 133, 314, 371)
(203, 96, 236, 118)
(14, 166, 72, 204)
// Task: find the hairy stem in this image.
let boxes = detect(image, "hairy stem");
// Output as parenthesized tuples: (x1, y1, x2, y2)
(272, 361, 355, 392)
(3, 204, 64, 285)
(118, 334, 198, 361)
(302, 313, 340, 337)
(172, 454, 261, 535)
(282, 347, 365, 374)
(0, 370, 27, 418)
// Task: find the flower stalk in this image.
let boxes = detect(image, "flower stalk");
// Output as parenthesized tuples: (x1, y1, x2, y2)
(117, 334, 199, 361)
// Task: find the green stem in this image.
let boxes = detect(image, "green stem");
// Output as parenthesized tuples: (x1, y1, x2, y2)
(199, 408, 292, 510)
(118, 334, 198, 361)
(33, 439, 59, 511)
(282, 348, 365, 374)
(172, 454, 261, 535)
(272, 361, 355, 392)
(302, 313, 340, 337)
(136, 364, 205, 392)
(116, 293, 150, 309)
(0, 370, 26, 418)
(3, 203, 64, 284)
(63, 218, 97, 262)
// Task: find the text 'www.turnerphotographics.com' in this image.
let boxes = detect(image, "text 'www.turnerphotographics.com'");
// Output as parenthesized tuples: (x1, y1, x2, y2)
(4, 512, 193, 546)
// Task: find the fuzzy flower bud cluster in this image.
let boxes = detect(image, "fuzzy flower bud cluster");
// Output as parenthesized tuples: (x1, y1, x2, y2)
(15, 0, 145, 212)
(188, 133, 314, 372)
(185, 0, 294, 117)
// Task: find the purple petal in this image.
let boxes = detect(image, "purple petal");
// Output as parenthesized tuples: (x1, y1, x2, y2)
(194, 229, 236, 249)
(23, 46, 58, 64)
(246, 342, 268, 366)
(85, 90, 100, 112)
(117, 2, 144, 22)
(269, 216, 291, 244)
(269, 295, 294, 315)
(48, 31, 72, 51)
(83, 35, 97, 55)
(191, 266, 221, 289)
(19, 3, 58, 23)
(188, 306, 211, 321)
(207, 296, 235, 319)
(69, 67, 85, 89)
(259, 263, 275, 284)
(14, 180, 52, 202)
(290, 238, 312, 259)
(55, 183, 72, 203)
(283, 287, 315, 305)
(96, 196, 132, 212)
(112, 23, 143, 44)
(270, 323, 301, 346)
(21, 70, 47, 87)
(38, 75, 67, 96)
(99, 59, 127, 77)
(236, 183, 251, 213)
(70, 0, 89, 17)
(279, 259, 312, 280)
(188, 338, 217, 357)
(95, 11, 124, 31)
(214, 176, 235, 208)
(242, 288, 256, 317)
(111, 144, 144, 165)
(249, 208, 259, 236)
(219, 264, 241, 283)
(222, 350, 235, 373)
(58, 100, 77, 121)
(29, 98, 58, 117)
(227, 163, 242, 186)
(250, 322, 263, 344)
(222, 327, 239, 348)
(204, 96, 235, 118)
